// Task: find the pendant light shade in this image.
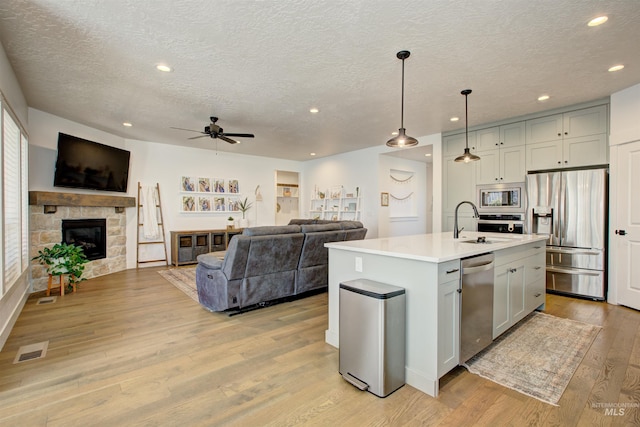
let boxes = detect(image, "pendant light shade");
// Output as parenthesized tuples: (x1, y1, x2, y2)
(454, 89, 481, 163)
(386, 50, 418, 148)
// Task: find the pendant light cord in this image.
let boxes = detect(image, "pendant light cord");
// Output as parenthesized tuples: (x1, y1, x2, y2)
(400, 58, 405, 129)
(465, 91, 468, 149)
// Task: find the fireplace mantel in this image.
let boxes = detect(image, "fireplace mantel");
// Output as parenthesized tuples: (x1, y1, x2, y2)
(29, 191, 136, 213)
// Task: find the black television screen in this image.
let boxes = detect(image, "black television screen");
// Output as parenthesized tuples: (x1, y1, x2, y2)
(54, 133, 130, 193)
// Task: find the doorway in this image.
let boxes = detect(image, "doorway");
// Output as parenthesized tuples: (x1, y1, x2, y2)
(275, 170, 300, 226)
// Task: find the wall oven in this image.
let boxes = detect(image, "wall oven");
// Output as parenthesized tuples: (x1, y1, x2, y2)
(477, 213, 524, 234)
(477, 183, 525, 213)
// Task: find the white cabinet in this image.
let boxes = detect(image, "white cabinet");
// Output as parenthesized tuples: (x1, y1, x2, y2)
(476, 122, 526, 151)
(442, 156, 477, 231)
(493, 243, 546, 339)
(476, 145, 526, 184)
(526, 105, 608, 171)
(476, 122, 526, 184)
(443, 132, 477, 156)
(437, 260, 461, 377)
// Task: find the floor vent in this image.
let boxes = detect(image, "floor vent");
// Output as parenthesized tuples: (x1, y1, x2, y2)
(37, 296, 57, 305)
(14, 341, 49, 364)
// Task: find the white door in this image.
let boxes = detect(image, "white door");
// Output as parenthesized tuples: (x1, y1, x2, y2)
(613, 140, 640, 310)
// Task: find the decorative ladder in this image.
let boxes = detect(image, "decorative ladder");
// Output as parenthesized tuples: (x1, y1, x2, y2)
(136, 182, 169, 267)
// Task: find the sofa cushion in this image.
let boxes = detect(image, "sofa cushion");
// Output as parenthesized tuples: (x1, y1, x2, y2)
(196, 254, 223, 269)
(300, 223, 342, 233)
(339, 220, 364, 230)
(242, 224, 301, 236)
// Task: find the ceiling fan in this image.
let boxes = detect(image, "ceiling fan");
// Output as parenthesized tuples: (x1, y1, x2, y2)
(171, 116, 255, 144)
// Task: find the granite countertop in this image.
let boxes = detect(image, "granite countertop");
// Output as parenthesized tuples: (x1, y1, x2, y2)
(325, 231, 548, 263)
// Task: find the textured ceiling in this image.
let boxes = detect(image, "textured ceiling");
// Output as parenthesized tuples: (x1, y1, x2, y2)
(0, 0, 639, 161)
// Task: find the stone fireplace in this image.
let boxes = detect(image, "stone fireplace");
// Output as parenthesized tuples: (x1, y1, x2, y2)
(29, 191, 136, 292)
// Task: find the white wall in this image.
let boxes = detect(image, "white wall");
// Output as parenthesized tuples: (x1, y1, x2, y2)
(378, 154, 427, 237)
(610, 82, 640, 147)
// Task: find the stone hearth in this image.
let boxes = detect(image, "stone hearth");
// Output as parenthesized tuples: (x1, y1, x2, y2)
(29, 191, 135, 292)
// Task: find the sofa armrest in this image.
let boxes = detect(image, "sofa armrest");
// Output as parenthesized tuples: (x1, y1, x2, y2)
(197, 253, 223, 270)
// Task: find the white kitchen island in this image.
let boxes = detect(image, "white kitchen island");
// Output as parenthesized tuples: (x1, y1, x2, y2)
(325, 231, 548, 397)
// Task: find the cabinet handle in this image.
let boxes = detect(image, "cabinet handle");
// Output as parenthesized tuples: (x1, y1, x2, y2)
(509, 268, 517, 273)
(564, 160, 568, 164)
(500, 177, 503, 180)
(534, 293, 542, 297)
(495, 143, 499, 146)
(557, 161, 561, 164)
(457, 288, 462, 294)
(495, 178, 499, 181)
(446, 268, 460, 274)
(534, 266, 542, 270)
(500, 142, 504, 145)
(557, 133, 561, 137)
(564, 132, 568, 135)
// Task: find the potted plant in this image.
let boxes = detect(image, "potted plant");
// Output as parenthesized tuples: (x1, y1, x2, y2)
(32, 243, 89, 290)
(238, 197, 253, 228)
(227, 216, 235, 230)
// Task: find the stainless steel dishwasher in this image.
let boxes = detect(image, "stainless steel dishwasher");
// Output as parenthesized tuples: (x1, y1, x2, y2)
(460, 252, 495, 363)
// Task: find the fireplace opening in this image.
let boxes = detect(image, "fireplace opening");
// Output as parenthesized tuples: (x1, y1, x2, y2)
(61, 219, 107, 260)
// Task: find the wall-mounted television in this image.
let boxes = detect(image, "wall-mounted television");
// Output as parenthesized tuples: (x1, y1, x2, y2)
(53, 133, 131, 193)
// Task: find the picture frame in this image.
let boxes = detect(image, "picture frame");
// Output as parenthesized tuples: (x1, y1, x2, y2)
(214, 179, 226, 193)
(198, 196, 211, 211)
(182, 195, 196, 211)
(181, 176, 196, 192)
(213, 197, 226, 211)
(381, 192, 389, 206)
(198, 177, 211, 192)
(228, 179, 239, 193)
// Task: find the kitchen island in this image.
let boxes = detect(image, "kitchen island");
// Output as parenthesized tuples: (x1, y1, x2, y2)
(325, 231, 548, 397)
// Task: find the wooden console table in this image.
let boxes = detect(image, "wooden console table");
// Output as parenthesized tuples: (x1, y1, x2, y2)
(170, 228, 242, 266)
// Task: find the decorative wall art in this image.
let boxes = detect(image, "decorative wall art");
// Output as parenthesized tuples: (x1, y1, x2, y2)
(389, 168, 417, 218)
(180, 176, 244, 213)
(381, 192, 389, 206)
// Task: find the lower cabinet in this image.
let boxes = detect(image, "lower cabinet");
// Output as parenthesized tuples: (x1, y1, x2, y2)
(493, 243, 546, 339)
(438, 276, 460, 376)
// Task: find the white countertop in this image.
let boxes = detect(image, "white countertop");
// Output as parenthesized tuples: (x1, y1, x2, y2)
(325, 231, 548, 263)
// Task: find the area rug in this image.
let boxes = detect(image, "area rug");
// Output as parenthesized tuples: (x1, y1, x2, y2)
(463, 311, 601, 406)
(158, 268, 198, 303)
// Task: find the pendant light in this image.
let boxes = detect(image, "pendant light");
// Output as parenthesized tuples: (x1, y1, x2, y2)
(386, 50, 418, 148)
(454, 89, 481, 163)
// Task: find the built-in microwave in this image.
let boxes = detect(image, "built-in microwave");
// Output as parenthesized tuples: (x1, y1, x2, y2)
(476, 183, 525, 213)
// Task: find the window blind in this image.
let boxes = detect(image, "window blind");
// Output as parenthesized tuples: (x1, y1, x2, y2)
(3, 109, 21, 287)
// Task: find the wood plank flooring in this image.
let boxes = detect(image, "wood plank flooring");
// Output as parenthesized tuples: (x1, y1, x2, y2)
(0, 267, 638, 426)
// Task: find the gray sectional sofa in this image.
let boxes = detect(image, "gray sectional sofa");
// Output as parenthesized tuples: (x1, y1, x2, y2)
(195, 220, 367, 312)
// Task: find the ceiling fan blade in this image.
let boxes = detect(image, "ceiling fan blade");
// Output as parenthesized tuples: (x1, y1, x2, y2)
(170, 126, 203, 133)
(223, 133, 255, 138)
(188, 135, 210, 140)
(218, 134, 239, 144)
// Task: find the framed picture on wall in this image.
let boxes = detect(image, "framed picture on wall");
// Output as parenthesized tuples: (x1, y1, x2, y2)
(228, 179, 239, 193)
(182, 196, 196, 211)
(181, 176, 196, 192)
(381, 192, 389, 206)
(198, 196, 211, 211)
(198, 177, 211, 192)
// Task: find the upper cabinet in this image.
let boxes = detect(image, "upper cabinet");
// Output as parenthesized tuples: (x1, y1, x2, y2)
(443, 131, 477, 157)
(526, 105, 608, 171)
(475, 122, 526, 184)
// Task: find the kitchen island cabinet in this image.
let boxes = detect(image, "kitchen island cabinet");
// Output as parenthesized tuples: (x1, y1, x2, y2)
(325, 231, 547, 397)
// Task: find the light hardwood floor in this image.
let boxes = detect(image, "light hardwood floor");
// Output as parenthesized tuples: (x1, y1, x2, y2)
(0, 267, 638, 426)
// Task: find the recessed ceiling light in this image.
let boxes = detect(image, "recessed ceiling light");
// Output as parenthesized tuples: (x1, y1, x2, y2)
(608, 64, 624, 72)
(309, 108, 319, 113)
(588, 16, 608, 27)
(450, 117, 459, 122)
(537, 95, 550, 102)
(391, 131, 399, 136)
(310, 152, 316, 156)
(425, 153, 432, 157)
(122, 122, 133, 127)
(156, 64, 172, 72)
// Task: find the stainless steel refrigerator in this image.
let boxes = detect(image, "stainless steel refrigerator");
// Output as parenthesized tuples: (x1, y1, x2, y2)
(526, 168, 607, 300)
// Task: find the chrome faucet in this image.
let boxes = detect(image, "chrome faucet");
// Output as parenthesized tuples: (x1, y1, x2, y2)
(454, 201, 479, 239)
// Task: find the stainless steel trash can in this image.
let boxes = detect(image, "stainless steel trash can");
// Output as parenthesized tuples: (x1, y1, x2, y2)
(339, 279, 406, 397)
